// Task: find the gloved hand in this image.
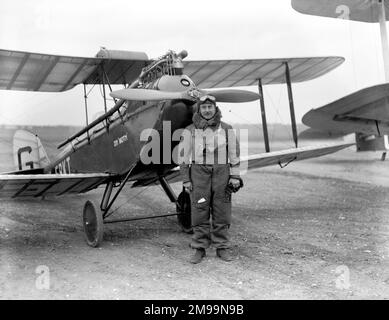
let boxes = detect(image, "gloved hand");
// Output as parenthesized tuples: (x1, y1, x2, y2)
(228, 178, 241, 188)
(226, 177, 244, 193)
(183, 181, 192, 193)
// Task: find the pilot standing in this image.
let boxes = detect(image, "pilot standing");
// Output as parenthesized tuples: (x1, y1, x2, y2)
(179, 95, 243, 264)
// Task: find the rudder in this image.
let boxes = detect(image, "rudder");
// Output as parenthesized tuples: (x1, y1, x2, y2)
(13, 130, 51, 171)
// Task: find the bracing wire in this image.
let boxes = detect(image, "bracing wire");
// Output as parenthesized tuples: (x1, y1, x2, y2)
(107, 171, 168, 217)
(226, 106, 294, 151)
(263, 85, 297, 148)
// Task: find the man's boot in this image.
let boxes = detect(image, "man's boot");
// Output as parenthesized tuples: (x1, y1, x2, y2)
(216, 248, 234, 262)
(189, 248, 206, 264)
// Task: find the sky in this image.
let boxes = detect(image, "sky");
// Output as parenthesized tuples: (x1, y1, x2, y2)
(0, 0, 387, 126)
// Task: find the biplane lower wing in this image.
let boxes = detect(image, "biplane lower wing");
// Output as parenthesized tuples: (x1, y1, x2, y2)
(302, 83, 389, 136)
(132, 142, 354, 187)
(0, 173, 113, 199)
(243, 142, 354, 169)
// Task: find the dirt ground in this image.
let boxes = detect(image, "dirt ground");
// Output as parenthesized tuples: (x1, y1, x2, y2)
(1, 144, 389, 300)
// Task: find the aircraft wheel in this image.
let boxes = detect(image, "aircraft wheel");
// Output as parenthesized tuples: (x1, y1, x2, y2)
(176, 191, 193, 234)
(83, 200, 104, 247)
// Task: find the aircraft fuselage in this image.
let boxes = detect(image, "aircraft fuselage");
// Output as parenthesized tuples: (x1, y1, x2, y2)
(50, 99, 194, 178)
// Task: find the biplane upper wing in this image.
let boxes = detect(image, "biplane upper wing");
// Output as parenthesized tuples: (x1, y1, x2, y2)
(0, 48, 344, 92)
(183, 56, 344, 88)
(0, 173, 113, 198)
(302, 83, 389, 136)
(132, 142, 354, 187)
(0, 48, 149, 92)
(291, 0, 389, 23)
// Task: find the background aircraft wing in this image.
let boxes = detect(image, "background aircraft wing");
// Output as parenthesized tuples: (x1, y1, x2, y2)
(302, 83, 389, 136)
(291, 0, 389, 23)
(0, 173, 112, 198)
(0, 48, 149, 92)
(183, 56, 344, 88)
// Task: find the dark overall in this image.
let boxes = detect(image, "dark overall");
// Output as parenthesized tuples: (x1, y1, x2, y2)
(190, 164, 232, 249)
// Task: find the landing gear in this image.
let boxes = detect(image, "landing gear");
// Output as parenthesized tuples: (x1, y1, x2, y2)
(159, 177, 193, 233)
(382, 152, 387, 161)
(176, 190, 193, 234)
(82, 200, 104, 247)
(82, 180, 115, 248)
(81, 174, 193, 247)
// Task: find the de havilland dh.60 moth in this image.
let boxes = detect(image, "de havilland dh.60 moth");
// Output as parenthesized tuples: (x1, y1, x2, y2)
(0, 48, 352, 247)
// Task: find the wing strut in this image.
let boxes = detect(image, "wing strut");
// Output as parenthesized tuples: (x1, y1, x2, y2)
(257, 63, 299, 152)
(101, 64, 108, 115)
(257, 79, 270, 152)
(285, 62, 298, 148)
(83, 84, 90, 143)
(379, 0, 389, 81)
(58, 66, 143, 149)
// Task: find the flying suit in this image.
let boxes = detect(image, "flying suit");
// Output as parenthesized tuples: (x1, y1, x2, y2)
(179, 107, 240, 249)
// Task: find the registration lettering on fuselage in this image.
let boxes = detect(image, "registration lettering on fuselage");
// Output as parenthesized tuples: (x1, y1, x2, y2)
(54, 157, 71, 174)
(113, 134, 128, 148)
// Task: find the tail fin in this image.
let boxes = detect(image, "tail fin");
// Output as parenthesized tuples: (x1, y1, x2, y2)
(13, 130, 51, 171)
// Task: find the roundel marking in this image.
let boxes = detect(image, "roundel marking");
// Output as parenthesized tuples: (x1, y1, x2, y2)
(181, 79, 190, 87)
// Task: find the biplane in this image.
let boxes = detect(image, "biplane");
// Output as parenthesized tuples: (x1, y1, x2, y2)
(292, 0, 389, 159)
(0, 47, 352, 247)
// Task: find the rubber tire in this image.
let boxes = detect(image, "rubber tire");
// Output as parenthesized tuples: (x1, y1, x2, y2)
(176, 191, 193, 234)
(83, 200, 104, 247)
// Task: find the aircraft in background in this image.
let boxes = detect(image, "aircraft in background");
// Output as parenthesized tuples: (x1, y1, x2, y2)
(0, 47, 351, 247)
(292, 0, 389, 160)
(301, 83, 389, 160)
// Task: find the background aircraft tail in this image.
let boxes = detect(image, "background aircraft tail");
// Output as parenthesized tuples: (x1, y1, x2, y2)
(355, 133, 389, 153)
